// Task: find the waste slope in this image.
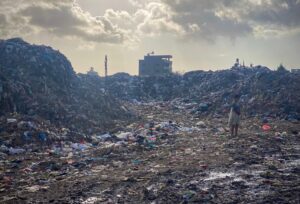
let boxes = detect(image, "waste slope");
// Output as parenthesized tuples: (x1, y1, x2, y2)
(0, 38, 131, 133)
(104, 68, 300, 120)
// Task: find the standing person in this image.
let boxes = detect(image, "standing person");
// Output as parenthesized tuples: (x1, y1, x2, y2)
(228, 94, 241, 137)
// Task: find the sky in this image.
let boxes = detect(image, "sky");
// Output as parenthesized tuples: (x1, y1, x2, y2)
(0, 0, 300, 75)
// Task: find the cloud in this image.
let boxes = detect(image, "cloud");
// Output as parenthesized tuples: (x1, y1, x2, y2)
(128, 0, 143, 8)
(0, 0, 128, 43)
(1, 0, 299, 45)
(0, 14, 7, 27)
(244, 0, 300, 37)
(0, 0, 184, 45)
(0, 14, 8, 36)
(136, 2, 186, 36)
(161, 0, 300, 39)
(245, 0, 300, 27)
(156, 0, 254, 41)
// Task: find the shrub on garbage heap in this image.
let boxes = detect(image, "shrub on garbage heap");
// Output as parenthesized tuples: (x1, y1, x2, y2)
(0, 38, 131, 133)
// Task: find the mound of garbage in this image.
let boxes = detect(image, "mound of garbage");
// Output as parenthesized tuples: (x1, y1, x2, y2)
(0, 38, 131, 140)
(1, 102, 299, 203)
(104, 67, 300, 120)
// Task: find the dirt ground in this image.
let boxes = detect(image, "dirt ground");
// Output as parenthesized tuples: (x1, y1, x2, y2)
(1, 103, 300, 204)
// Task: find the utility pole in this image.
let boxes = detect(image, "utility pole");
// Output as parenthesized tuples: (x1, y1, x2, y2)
(105, 55, 108, 77)
(104, 55, 108, 92)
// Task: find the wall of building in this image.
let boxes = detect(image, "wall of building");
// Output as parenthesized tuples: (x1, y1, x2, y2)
(139, 55, 172, 76)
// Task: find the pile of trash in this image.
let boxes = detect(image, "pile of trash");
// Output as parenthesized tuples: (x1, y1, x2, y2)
(104, 67, 300, 120)
(0, 38, 132, 140)
(0, 102, 299, 203)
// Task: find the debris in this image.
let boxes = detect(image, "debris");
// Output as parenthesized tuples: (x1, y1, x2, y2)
(104, 67, 300, 120)
(0, 38, 132, 139)
(196, 121, 206, 128)
(6, 119, 17, 123)
(8, 147, 25, 155)
(0, 38, 135, 155)
(71, 143, 91, 151)
(0, 38, 299, 203)
(262, 124, 271, 131)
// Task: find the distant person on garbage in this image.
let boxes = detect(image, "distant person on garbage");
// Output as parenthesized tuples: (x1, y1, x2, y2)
(228, 94, 241, 137)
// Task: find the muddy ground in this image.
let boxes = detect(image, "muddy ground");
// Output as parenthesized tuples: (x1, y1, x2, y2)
(1, 103, 300, 204)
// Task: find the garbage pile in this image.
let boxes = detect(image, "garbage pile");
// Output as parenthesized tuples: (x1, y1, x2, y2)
(0, 38, 132, 140)
(0, 102, 299, 203)
(103, 67, 300, 120)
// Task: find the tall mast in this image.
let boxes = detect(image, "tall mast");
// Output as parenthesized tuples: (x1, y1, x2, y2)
(105, 55, 108, 77)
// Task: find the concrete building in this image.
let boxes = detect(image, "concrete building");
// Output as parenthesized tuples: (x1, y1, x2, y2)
(139, 54, 172, 76)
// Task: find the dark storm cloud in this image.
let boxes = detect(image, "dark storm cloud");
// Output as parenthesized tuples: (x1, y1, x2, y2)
(246, 0, 300, 27)
(18, 5, 122, 43)
(161, 0, 252, 40)
(0, 0, 299, 44)
(20, 5, 85, 29)
(162, 0, 300, 40)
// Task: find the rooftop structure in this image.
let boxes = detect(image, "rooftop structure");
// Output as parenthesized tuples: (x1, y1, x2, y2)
(139, 54, 173, 76)
(87, 67, 98, 76)
(232, 58, 246, 68)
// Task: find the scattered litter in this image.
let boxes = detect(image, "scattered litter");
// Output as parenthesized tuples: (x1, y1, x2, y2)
(8, 147, 26, 155)
(262, 124, 271, 131)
